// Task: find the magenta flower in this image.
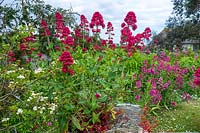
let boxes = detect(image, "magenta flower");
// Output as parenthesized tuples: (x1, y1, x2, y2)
(135, 94, 141, 101)
(171, 101, 177, 107)
(182, 92, 191, 101)
(135, 80, 141, 88)
(95, 93, 101, 99)
(48, 122, 52, 126)
(194, 68, 200, 77)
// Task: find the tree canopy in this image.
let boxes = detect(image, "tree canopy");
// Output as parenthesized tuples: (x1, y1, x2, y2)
(0, 0, 78, 33)
(151, 0, 200, 51)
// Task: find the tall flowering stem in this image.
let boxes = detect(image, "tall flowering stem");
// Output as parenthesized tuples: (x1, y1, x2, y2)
(59, 51, 74, 75)
(40, 20, 51, 45)
(120, 11, 151, 53)
(79, 15, 89, 37)
(55, 12, 74, 49)
(90, 11, 105, 37)
(194, 68, 200, 86)
(105, 22, 115, 49)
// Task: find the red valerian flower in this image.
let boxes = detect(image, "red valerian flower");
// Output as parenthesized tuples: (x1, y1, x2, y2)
(171, 101, 177, 107)
(121, 22, 126, 28)
(109, 43, 116, 50)
(143, 27, 151, 40)
(105, 22, 115, 44)
(82, 48, 88, 52)
(194, 78, 200, 86)
(24, 32, 35, 43)
(194, 68, 200, 77)
(40, 20, 51, 36)
(59, 51, 74, 74)
(193, 68, 200, 86)
(19, 43, 26, 51)
(74, 29, 81, 37)
(7, 51, 16, 62)
(135, 80, 141, 88)
(37, 53, 43, 58)
(182, 92, 191, 101)
(55, 12, 65, 33)
(62, 36, 74, 46)
(79, 14, 89, 32)
(95, 93, 101, 99)
(93, 44, 101, 51)
(135, 94, 141, 101)
(101, 39, 107, 46)
(124, 11, 137, 26)
(62, 27, 70, 37)
(59, 51, 74, 65)
(90, 11, 105, 33)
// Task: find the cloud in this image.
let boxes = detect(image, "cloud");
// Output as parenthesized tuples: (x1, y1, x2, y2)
(46, 0, 174, 43)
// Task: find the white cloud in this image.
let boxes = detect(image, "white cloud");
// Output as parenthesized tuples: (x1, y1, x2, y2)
(46, 0, 173, 43)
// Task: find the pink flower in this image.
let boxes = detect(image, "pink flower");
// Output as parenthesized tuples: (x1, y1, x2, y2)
(121, 22, 126, 28)
(19, 43, 26, 51)
(193, 78, 200, 86)
(194, 68, 200, 77)
(48, 122, 52, 126)
(90, 11, 105, 33)
(135, 80, 141, 88)
(135, 94, 141, 101)
(109, 44, 116, 50)
(95, 93, 101, 99)
(182, 92, 191, 101)
(101, 39, 107, 46)
(40, 20, 51, 36)
(124, 11, 137, 27)
(62, 27, 70, 37)
(82, 48, 88, 52)
(171, 101, 177, 107)
(59, 51, 74, 74)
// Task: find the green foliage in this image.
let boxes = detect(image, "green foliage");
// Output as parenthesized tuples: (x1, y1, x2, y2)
(0, 0, 77, 32)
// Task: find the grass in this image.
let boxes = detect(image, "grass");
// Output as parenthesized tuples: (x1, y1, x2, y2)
(153, 99, 200, 132)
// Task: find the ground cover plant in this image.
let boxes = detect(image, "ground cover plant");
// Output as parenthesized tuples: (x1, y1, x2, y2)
(153, 99, 200, 132)
(0, 9, 200, 132)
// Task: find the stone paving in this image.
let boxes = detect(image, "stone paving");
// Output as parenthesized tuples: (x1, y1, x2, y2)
(107, 103, 142, 133)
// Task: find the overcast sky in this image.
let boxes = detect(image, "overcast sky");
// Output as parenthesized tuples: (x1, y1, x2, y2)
(43, 0, 173, 43)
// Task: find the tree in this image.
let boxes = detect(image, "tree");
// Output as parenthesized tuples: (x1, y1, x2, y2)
(153, 0, 200, 50)
(0, 0, 78, 33)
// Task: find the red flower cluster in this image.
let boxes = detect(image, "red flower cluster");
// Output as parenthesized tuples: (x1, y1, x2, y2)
(23, 32, 35, 43)
(40, 20, 51, 36)
(79, 15, 89, 32)
(120, 11, 151, 53)
(19, 43, 26, 51)
(124, 11, 137, 30)
(54, 12, 74, 47)
(59, 51, 74, 75)
(55, 12, 65, 33)
(194, 68, 200, 86)
(7, 51, 16, 62)
(120, 26, 132, 43)
(105, 22, 115, 46)
(90, 12, 105, 33)
(143, 27, 151, 40)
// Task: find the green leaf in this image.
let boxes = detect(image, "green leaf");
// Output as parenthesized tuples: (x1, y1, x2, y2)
(99, 95, 108, 102)
(92, 112, 100, 124)
(83, 108, 91, 115)
(91, 97, 99, 111)
(64, 103, 75, 112)
(108, 71, 116, 79)
(72, 115, 83, 130)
